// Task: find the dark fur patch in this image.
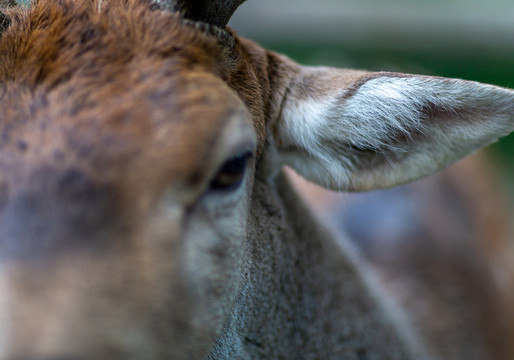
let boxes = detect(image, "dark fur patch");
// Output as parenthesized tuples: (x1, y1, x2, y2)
(0, 11, 9, 32)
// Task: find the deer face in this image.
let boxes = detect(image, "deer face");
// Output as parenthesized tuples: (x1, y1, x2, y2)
(2, 0, 514, 359)
(0, 1, 256, 358)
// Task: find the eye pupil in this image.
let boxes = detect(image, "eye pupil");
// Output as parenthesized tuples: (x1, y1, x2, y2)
(210, 152, 252, 191)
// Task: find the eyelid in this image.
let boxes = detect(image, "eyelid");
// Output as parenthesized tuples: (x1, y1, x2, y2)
(209, 151, 253, 192)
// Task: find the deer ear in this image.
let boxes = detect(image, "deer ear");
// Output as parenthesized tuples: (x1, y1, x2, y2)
(274, 68, 514, 191)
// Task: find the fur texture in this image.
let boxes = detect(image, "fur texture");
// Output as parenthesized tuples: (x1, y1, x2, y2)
(277, 71, 514, 190)
(0, 0, 513, 359)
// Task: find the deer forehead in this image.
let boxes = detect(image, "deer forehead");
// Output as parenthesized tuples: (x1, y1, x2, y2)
(0, 0, 253, 203)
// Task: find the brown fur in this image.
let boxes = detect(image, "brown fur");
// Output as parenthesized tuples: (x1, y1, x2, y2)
(0, 2, 255, 358)
(0, 0, 245, 192)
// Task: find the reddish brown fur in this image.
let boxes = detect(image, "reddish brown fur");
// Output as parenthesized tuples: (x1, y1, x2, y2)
(0, 2, 258, 357)
(0, 0, 298, 168)
(0, 0, 252, 198)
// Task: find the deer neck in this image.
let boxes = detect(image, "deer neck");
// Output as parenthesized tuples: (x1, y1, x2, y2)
(207, 171, 426, 359)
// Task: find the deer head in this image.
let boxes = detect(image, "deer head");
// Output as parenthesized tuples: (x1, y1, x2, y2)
(0, 0, 512, 359)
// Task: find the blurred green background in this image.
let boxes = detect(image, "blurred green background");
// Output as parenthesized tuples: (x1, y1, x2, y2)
(230, 0, 514, 197)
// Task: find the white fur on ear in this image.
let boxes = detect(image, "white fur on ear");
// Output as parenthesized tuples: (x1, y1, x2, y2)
(341, 76, 514, 154)
(276, 71, 514, 191)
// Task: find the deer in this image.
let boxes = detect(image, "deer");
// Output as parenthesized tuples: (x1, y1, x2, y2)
(0, 0, 513, 359)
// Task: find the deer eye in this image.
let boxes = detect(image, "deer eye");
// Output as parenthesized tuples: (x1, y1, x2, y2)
(210, 152, 252, 192)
